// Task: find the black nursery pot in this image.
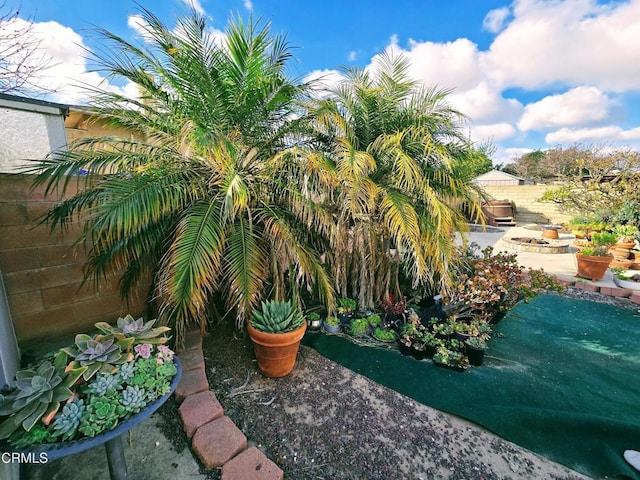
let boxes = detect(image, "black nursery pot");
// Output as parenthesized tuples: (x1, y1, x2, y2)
(466, 346, 485, 366)
(338, 312, 354, 325)
(399, 343, 412, 356)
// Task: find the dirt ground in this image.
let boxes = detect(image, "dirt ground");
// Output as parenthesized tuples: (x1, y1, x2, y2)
(183, 312, 599, 479)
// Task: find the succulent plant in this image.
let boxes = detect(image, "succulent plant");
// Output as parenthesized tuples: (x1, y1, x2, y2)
(120, 386, 147, 414)
(51, 397, 85, 441)
(95, 315, 170, 345)
(62, 333, 134, 381)
(250, 300, 305, 333)
(85, 372, 123, 396)
(118, 361, 136, 382)
(79, 395, 125, 437)
(0, 356, 87, 440)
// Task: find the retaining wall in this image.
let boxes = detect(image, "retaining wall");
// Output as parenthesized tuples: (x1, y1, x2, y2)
(482, 185, 572, 225)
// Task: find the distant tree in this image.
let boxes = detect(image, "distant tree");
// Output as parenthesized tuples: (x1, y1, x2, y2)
(451, 142, 494, 182)
(0, 2, 54, 95)
(539, 145, 640, 219)
(508, 146, 583, 183)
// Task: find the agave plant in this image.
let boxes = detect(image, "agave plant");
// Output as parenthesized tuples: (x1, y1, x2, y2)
(250, 300, 305, 334)
(0, 355, 87, 440)
(62, 334, 134, 381)
(95, 315, 170, 345)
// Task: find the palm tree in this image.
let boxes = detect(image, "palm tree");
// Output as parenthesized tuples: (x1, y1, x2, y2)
(309, 53, 484, 308)
(30, 7, 334, 340)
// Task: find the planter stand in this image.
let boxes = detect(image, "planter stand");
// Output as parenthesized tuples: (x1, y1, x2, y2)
(20, 358, 182, 480)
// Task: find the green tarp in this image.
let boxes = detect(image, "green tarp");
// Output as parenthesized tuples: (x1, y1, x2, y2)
(303, 294, 640, 479)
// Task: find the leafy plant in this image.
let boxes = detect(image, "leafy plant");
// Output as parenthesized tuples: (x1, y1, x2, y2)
(250, 300, 305, 334)
(591, 231, 618, 248)
(381, 297, 407, 315)
(306, 312, 321, 323)
(372, 327, 398, 342)
(367, 314, 382, 327)
(433, 347, 470, 369)
(324, 316, 340, 326)
(337, 298, 357, 314)
(465, 337, 488, 350)
(349, 318, 369, 337)
(95, 315, 170, 345)
(612, 224, 639, 241)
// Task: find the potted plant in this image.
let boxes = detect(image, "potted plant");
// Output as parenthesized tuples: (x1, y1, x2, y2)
(0, 315, 178, 449)
(613, 224, 638, 248)
(323, 316, 341, 334)
(432, 346, 470, 372)
(399, 313, 425, 356)
(372, 327, 398, 343)
(348, 317, 369, 337)
(367, 314, 382, 328)
(575, 232, 617, 281)
(337, 298, 357, 325)
(464, 337, 488, 366)
(381, 296, 407, 329)
(248, 300, 307, 378)
(306, 311, 322, 331)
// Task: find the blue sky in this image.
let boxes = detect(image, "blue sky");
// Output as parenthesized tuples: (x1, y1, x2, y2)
(9, 0, 640, 164)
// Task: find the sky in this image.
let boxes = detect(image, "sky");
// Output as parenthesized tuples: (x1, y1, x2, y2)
(6, 0, 640, 164)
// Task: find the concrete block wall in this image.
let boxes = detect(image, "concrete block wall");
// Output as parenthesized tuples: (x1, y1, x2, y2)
(0, 174, 147, 345)
(482, 185, 572, 225)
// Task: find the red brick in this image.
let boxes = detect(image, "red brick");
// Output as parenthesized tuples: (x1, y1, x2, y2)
(178, 348, 205, 371)
(182, 330, 203, 352)
(554, 276, 575, 287)
(630, 292, 640, 305)
(599, 287, 613, 296)
(192, 416, 247, 470)
(179, 391, 224, 439)
(174, 366, 209, 402)
(221, 447, 283, 480)
(573, 282, 600, 292)
(610, 287, 632, 298)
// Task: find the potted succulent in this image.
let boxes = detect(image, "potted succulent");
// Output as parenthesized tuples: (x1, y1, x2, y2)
(337, 298, 357, 325)
(306, 311, 322, 331)
(367, 314, 382, 328)
(323, 316, 341, 334)
(0, 315, 179, 450)
(348, 317, 369, 337)
(372, 327, 398, 343)
(432, 346, 470, 372)
(464, 337, 488, 366)
(575, 232, 617, 281)
(248, 300, 307, 378)
(613, 224, 638, 248)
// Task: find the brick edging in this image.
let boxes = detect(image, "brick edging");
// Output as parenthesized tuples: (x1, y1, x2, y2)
(553, 274, 640, 303)
(174, 331, 283, 479)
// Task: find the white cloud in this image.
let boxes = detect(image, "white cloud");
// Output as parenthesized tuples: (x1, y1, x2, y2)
(468, 123, 517, 143)
(481, 0, 640, 91)
(244, 0, 253, 11)
(483, 7, 511, 33)
(449, 81, 523, 124)
(181, 0, 205, 16)
(127, 14, 153, 41)
(304, 69, 345, 97)
(545, 125, 640, 144)
(348, 51, 357, 61)
(518, 86, 613, 131)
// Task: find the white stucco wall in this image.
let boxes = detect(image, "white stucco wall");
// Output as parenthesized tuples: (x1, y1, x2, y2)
(0, 97, 67, 173)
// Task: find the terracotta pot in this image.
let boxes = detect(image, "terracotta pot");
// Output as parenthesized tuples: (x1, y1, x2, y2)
(617, 239, 636, 249)
(248, 322, 307, 378)
(609, 247, 631, 259)
(575, 253, 613, 281)
(610, 258, 634, 269)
